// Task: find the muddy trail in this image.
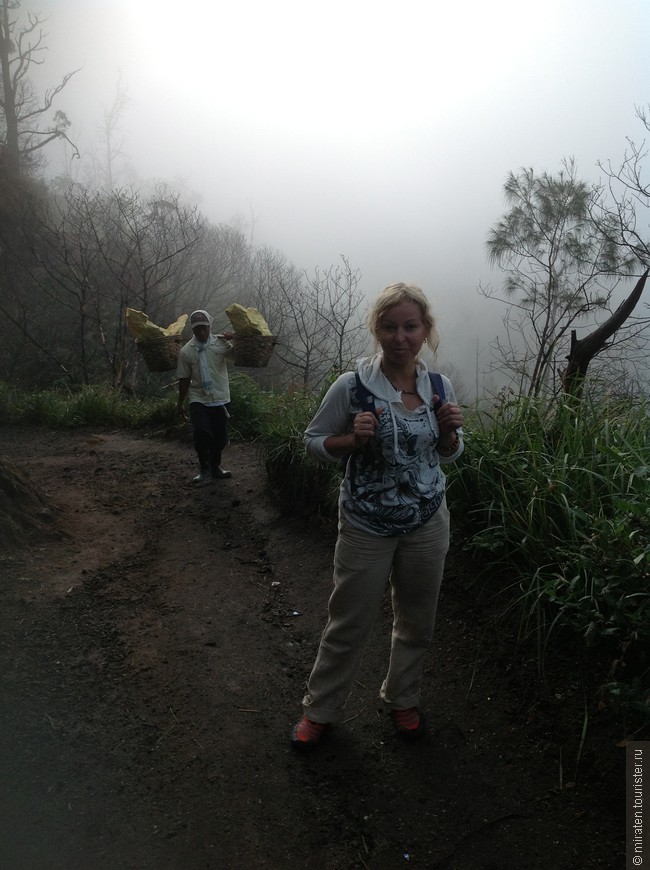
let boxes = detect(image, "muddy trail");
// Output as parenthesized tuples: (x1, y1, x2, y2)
(0, 425, 625, 869)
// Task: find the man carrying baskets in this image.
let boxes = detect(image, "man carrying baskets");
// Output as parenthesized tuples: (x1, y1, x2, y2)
(176, 309, 235, 486)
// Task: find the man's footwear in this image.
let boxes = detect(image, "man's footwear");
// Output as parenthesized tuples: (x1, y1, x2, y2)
(391, 707, 427, 741)
(290, 715, 328, 750)
(212, 467, 232, 480)
(191, 468, 213, 486)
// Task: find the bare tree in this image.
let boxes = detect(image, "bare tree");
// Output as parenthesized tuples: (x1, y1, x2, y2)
(240, 249, 367, 388)
(94, 78, 130, 190)
(182, 222, 251, 323)
(596, 105, 650, 267)
(1, 182, 203, 388)
(82, 185, 203, 388)
(0, 0, 79, 178)
(266, 255, 366, 388)
(245, 246, 301, 336)
(241, 246, 304, 384)
(271, 275, 334, 387)
(304, 256, 366, 377)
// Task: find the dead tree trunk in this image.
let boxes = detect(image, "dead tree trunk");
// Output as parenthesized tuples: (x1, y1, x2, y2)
(562, 269, 648, 399)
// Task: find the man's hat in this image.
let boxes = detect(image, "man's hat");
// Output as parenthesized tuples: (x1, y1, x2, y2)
(190, 309, 212, 328)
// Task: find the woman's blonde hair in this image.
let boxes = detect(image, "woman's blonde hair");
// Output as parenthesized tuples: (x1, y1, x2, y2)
(368, 282, 439, 353)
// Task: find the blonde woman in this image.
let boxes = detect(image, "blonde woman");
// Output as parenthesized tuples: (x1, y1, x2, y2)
(291, 283, 464, 749)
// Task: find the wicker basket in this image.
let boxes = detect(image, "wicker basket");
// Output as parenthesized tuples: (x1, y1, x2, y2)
(136, 335, 183, 372)
(232, 334, 277, 368)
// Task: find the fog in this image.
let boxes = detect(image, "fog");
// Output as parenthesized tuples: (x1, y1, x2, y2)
(26, 0, 650, 383)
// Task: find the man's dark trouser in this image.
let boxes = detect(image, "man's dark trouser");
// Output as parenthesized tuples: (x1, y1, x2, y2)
(189, 402, 230, 472)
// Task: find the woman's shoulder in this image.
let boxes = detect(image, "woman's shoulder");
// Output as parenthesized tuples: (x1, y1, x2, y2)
(326, 371, 357, 391)
(317, 371, 358, 409)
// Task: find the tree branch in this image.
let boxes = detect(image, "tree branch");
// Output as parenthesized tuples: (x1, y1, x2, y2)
(562, 269, 649, 397)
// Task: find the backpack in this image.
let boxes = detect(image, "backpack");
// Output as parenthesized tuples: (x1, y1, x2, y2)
(342, 372, 447, 471)
(354, 371, 446, 412)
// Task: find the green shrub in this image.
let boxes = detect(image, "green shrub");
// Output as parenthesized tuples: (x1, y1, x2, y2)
(0, 383, 20, 420)
(0, 381, 181, 429)
(227, 373, 276, 441)
(230, 376, 341, 520)
(449, 395, 650, 692)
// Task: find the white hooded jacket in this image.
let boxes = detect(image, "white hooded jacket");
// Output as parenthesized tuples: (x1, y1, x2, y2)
(304, 354, 463, 536)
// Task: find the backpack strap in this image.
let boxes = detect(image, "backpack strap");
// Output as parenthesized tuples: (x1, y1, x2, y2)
(354, 371, 376, 413)
(356, 371, 446, 412)
(344, 371, 447, 472)
(429, 372, 446, 412)
(342, 373, 376, 472)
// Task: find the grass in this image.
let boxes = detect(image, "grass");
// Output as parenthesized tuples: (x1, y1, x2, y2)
(449, 394, 650, 717)
(0, 381, 179, 428)
(2, 378, 648, 721)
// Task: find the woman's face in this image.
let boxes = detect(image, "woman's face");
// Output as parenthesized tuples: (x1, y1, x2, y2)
(375, 300, 428, 367)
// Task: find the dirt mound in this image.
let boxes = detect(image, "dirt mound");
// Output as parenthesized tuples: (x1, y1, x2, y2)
(0, 454, 60, 548)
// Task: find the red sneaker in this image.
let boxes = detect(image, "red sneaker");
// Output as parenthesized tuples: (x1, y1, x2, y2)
(391, 707, 427, 740)
(290, 715, 328, 750)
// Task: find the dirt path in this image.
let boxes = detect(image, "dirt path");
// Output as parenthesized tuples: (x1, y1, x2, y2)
(0, 426, 624, 869)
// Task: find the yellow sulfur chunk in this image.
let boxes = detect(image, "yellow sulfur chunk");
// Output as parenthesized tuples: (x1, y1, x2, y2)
(126, 308, 188, 341)
(225, 303, 272, 336)
(161, 314, 188, 337)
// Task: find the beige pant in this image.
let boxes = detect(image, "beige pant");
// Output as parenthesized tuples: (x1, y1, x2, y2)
(302, 499, 450, 723)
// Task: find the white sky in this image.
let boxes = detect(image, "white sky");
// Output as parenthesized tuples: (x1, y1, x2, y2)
(24, 0, 650, 381)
